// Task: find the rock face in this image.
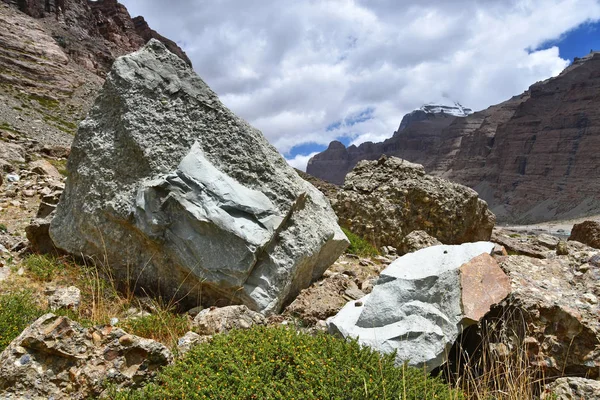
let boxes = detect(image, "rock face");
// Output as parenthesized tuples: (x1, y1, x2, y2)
(0, 314, 172, 399)
(569, 220, 600, 249)
(2, 0, 191, 76)
(335, 156, 495, 249)
(543, 377, 600, 399)
(50, 40, 348, 315)
(496, 253, 600, 378)
(307, 106, 462, 185)
(327, 242, 510, 370)
(308, 53, 600, 223)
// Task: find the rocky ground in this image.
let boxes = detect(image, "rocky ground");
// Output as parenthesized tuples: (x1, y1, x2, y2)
(1, 2, 600, 399)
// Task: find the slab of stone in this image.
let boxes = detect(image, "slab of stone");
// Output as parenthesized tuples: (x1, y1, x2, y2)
(460, 253, 510, 322)
(327, 242, 506, 371)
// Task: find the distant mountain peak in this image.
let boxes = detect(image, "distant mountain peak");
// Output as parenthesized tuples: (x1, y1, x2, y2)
(395, 102, 472, 133)
(420, 102, 473, 117)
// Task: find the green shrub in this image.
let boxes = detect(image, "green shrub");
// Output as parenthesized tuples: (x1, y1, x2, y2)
(342, 227, 379, 257)
(113, 326, 461, 400)
(24, 254, 65, 282)
(0, 291, 44, 351)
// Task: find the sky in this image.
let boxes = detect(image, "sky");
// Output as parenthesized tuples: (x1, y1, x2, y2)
(120, 0, 600, 170)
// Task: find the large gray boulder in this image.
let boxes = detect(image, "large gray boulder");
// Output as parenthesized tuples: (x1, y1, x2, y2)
(49, 39, 348, 315)
(327, 242, 510, 370)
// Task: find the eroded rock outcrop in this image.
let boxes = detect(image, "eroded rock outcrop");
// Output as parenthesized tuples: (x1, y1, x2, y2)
(495, 252, 600, 378)
(50, 40, 348, 315)
(327, 242, 510, 370)
(0, 314, 172, 399)
(335, 156, 495, 249)
(569, 220, 600, 249)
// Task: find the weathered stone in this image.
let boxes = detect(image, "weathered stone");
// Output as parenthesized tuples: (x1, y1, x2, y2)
(536, 233, 560, 249)
(492, 229, 550, 259)
(399, 230, 442, 255)
(30, 159, 62, 178)
(327, 242, 508, 371)
(177, 331, 210, 354)
(25, 211, 59, 254)
(49, 40, 348, 315)
(496, 254, 600, 378)
(543, 377, 600, 399)
(570, 220, 600, 249)
(47, 286, 81, 311)
(460, 253, 511, 322)
(0, 314, 172, 399)
(556, 240, 569, 255)
(193, 305, 266, 336)
(335, 156, 495, 250)
(285, 274, 362, 325)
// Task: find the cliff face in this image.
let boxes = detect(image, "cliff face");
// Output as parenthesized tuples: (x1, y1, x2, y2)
(307, 53, 600, 223)
(307, 111, 458, 185)
(0, 0, 190, 151)
(1, 0, 190, 76)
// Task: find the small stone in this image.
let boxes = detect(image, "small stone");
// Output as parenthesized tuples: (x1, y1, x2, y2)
(177, 331, 205, 354)
(110, 317, 119, 326)
(556, 240, 569, 256)
(6, 174, 19, 182)
(47, 286, 81, 311)
(119, 335, 135, 346)
(23, 190, 36, 197)
(354, 301, 363, 307)
(582, 293, 598, 304)
(186, 306, 203, 318)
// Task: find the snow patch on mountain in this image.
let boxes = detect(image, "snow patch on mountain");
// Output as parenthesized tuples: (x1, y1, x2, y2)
(420, 102, 473, 117)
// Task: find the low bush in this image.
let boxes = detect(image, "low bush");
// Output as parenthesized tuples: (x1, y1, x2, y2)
(0, 290, 44, 351)
(342, 227, 379, 257)
(113, 326, 461, 399)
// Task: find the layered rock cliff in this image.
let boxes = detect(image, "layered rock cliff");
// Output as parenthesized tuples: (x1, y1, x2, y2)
(308, 53, 600, 223)
(0, 0, 190, 150)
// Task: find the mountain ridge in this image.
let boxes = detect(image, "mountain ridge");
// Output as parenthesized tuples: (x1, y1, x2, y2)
(307, 53, 600, 223)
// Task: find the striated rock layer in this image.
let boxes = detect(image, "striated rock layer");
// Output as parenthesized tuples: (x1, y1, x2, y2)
(50, 40, 348, 315)
(308, 53, 600, 223)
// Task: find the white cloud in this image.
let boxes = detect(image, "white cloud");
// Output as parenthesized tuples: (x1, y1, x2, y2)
(120, 0, 600, 157)
(286, 152, 319, 171)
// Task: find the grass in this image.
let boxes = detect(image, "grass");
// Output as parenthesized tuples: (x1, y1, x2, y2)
(29, 93, 59, 109)
(15, 254, 191, 348)
(444, 307, 550, 400)
(342, 227, 379, 257)
(0, 290, 45, 351)
(120, 302, 190, 349)
(48, 158, 68, 176)
(0, 121, 22, 136)
(23, 254, 66, 282)
(111, 325, 462, 400)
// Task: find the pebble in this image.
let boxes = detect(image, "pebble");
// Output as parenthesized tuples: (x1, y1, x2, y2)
(6, 174, 19, 182)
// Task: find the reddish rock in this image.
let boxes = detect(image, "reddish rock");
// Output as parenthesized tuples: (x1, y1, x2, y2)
(569, 220, 600, 249)
(132, 16, 192, 67)
(29, 159, 62, 178)
(460, 253, 511, 323)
